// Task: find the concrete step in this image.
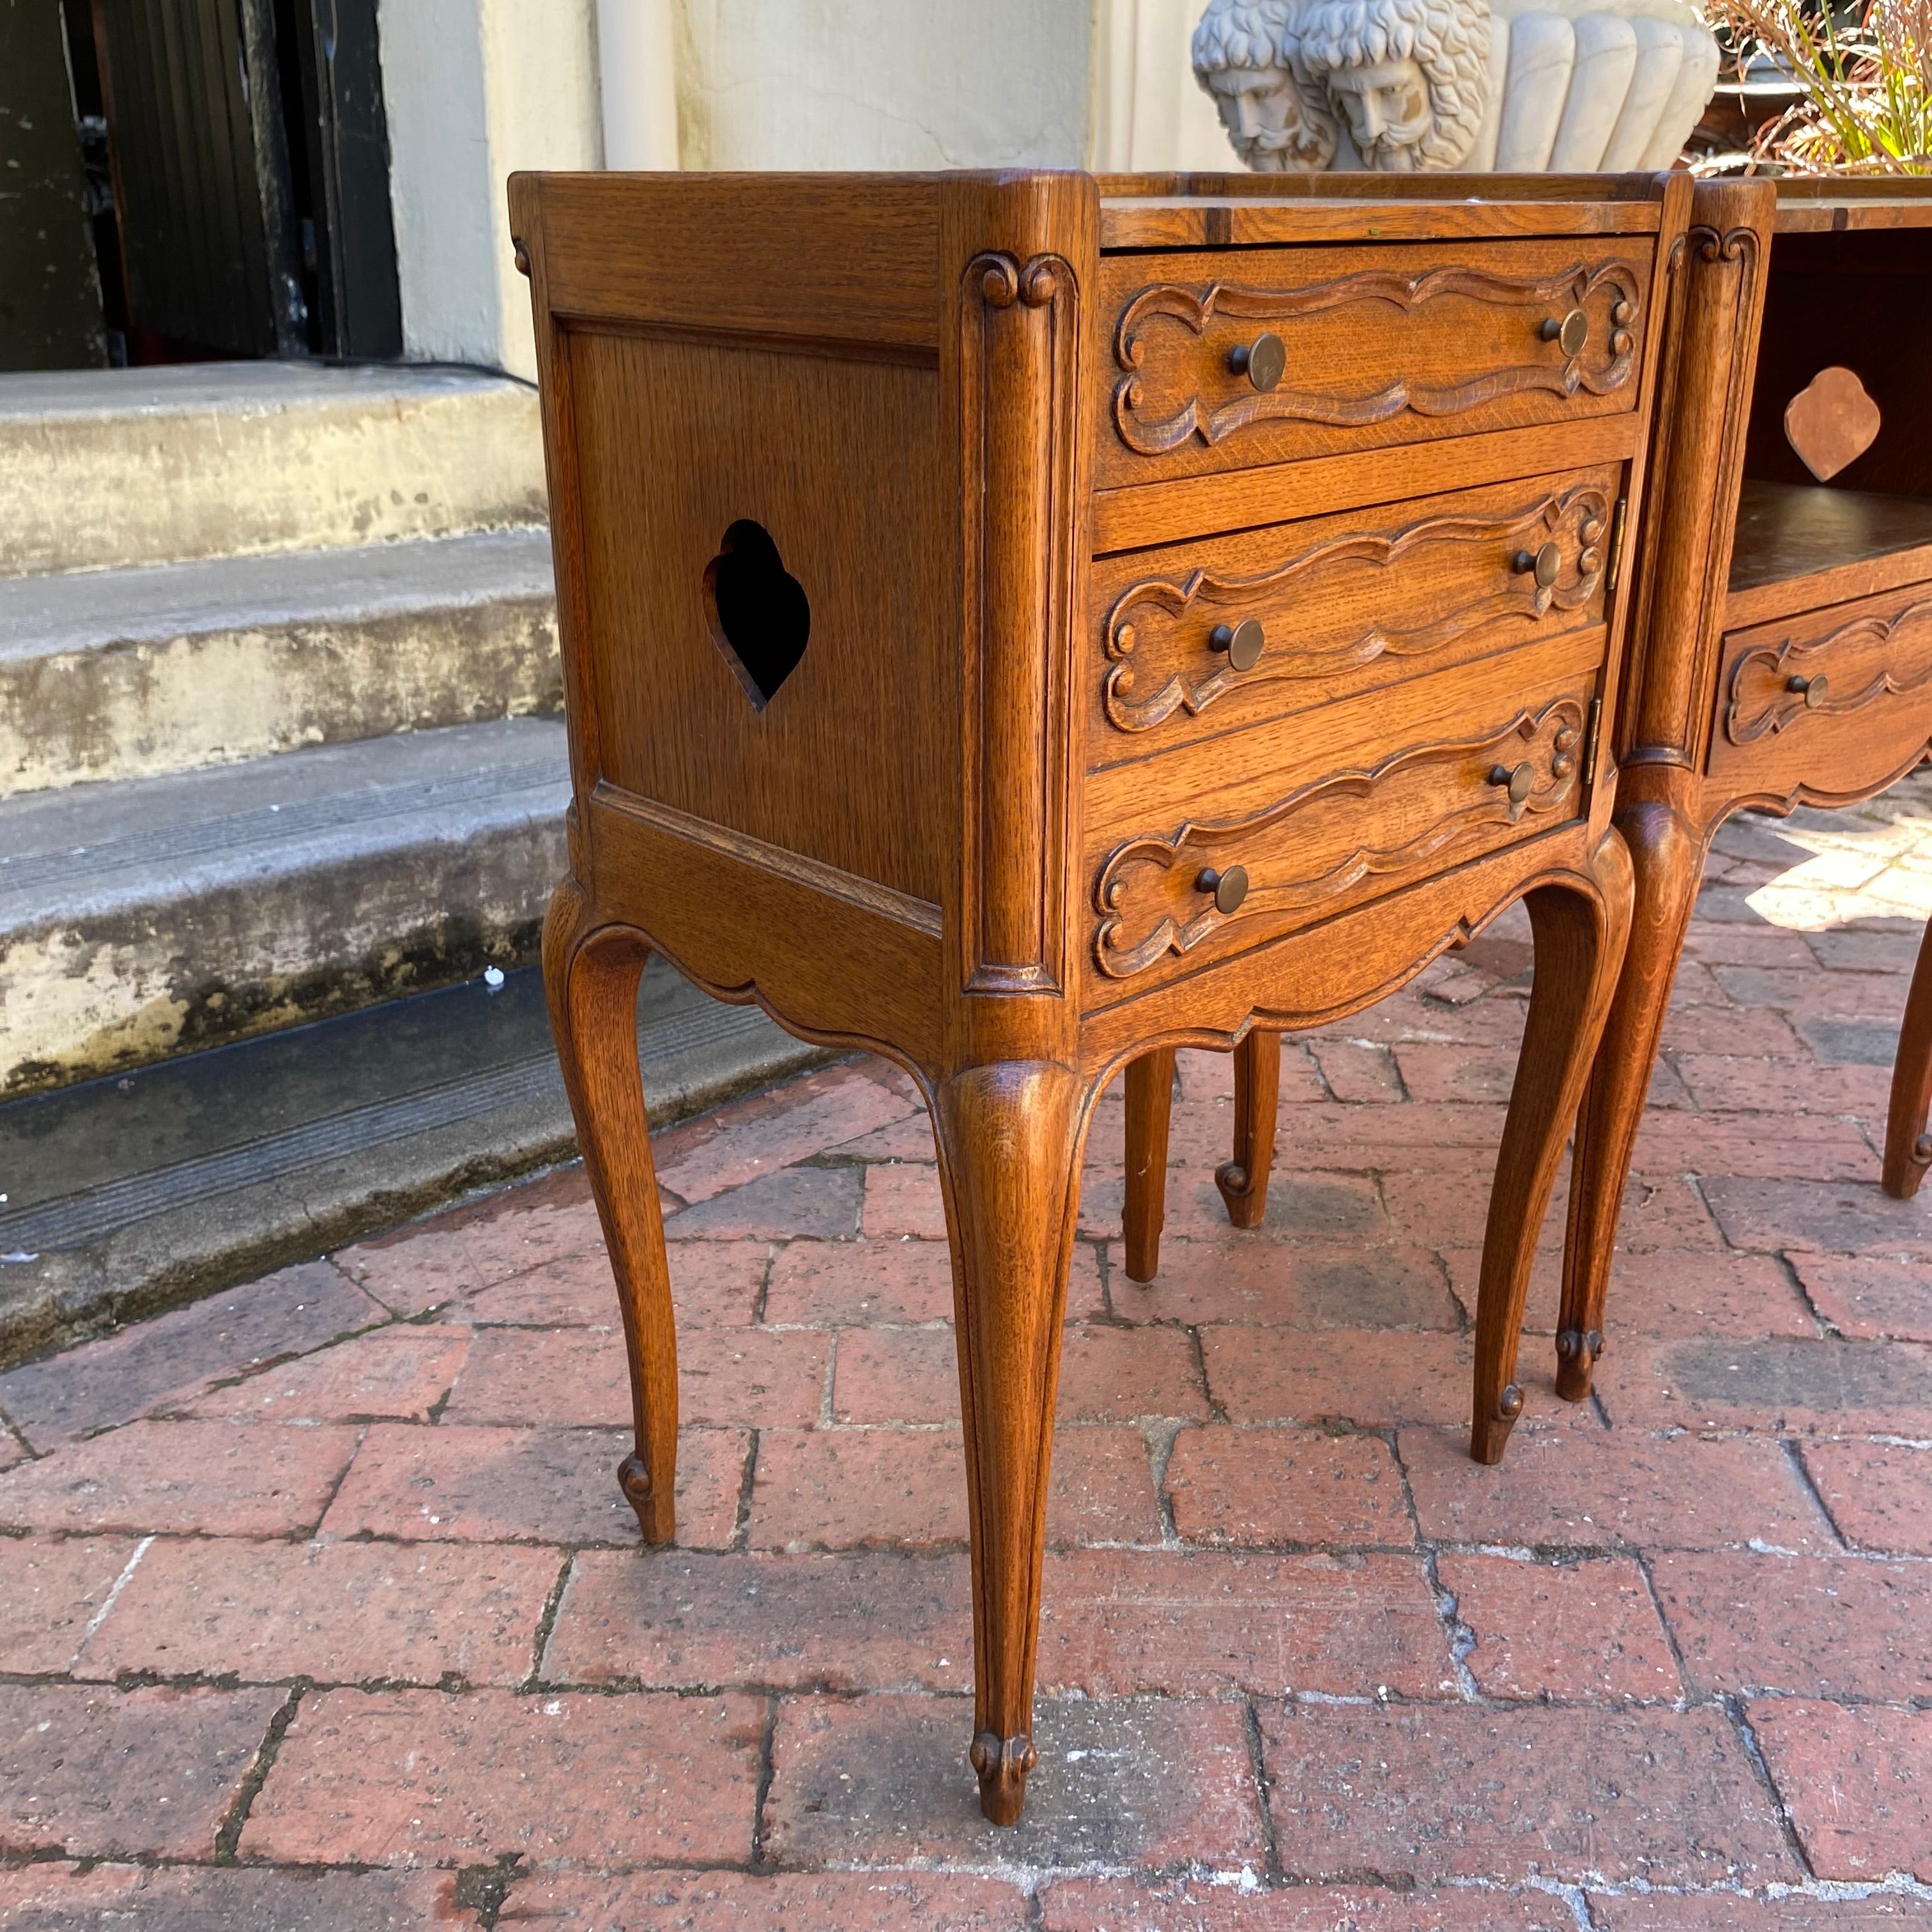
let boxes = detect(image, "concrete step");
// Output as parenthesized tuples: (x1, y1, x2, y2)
(0, 363, 547, 579)
(0, 961, 829, 1366)
(0, 530, 561, 797)
(1, 716, 569, 1097)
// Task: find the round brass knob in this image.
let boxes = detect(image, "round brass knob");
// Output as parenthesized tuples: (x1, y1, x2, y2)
(1195, 864, 1249, 916)
(1489, 762, 1535, 808)
(1540, 309, 1588, 356)
(1209, 618, 1266, 672)
(1787, 672, 1830, 709)
(1227, 332, 1287, 392)
(1513, 542, 1563, 589)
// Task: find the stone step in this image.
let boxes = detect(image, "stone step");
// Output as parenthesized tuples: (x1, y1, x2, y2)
(0, 363, 547, 579)
(0, 960, 827, 1367)
(0, 530, 560, 797)
(1, 716, 569, 1097)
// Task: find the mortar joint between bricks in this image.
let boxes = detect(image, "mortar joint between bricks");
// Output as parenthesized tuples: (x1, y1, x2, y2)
(1421, 1547, 1482, 1701)
(749, 1690, 781, 1869)
(523, 1549, 574, 1690)
(1726, 1689, 1818, 1878)
(752, 1240, 779, 1325)
(303, 1420, 372, 1531)
(1186, 1326, 1226, 1425)
(732, 1428, 760, 1551)
(1143, 1416, 1187, 1546)
(451, 1852, 526, 1928)
(1779, 1434, 1853, 1551)
(1770, 1248, 1840, 1338)
(1241, 1697, 1287, 1885)
(213, 1682, 306, 1863)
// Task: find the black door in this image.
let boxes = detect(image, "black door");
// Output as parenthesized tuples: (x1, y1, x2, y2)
(0, 0, 109, 369)
(88, 0, 401, 362)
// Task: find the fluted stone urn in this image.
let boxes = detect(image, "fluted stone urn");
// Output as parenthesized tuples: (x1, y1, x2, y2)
(1193, 0, 1719, 173)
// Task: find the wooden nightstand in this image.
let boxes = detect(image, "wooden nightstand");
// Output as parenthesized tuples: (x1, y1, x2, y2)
(511, 167, 1685, 1823)
(1552, 178, 1932, 1400)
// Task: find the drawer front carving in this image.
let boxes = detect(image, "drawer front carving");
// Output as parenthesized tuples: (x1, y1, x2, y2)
(1708, 584, 1932, 799)
(1091, 689, 1590, 984)
(1091, 468, 1616, 758)
(1097, 241, 1650, 488)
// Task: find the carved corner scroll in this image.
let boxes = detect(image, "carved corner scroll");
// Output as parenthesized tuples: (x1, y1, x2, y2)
(1725, 597, 1932, 746)
(960, 249, 1079, 995)
(1092, 697, 1587, 979)
(1112, 261, 1643, 457)
(1102, 486, 1609, 733)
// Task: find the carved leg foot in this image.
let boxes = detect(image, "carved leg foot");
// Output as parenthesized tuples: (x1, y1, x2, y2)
(1556, 795, 1705, 1404)
(1471, 831, 1634, 1464)
(1215, 1029, 1281, 1229)
(1883, 917, 1932, 1200)
(932, 1061, 1092, 1825)
(544, 878, 679, 1543)
(1123, 1048, 1176, 1283)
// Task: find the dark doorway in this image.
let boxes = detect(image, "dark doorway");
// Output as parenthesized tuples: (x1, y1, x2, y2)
(0, 0, 109, 369)
(0, 0, 403, 372)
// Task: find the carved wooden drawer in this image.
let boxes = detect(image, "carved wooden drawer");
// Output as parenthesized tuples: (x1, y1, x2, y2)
(1083, 634, 1602, 997)
(1089, 466, 1621, 765)
(1097, 239, 1652, 490)
(1706, 579, 1932, 799)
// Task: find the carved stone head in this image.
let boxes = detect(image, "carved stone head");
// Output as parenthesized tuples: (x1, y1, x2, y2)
(1190, 0, 1338, 173)
(1298, 0, 1490, 170)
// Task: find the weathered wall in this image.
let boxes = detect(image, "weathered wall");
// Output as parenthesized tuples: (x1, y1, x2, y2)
(374, 0, 1239, 376)
(1092, 0, 1242, 171)
(378, 0, 602, 380)
(673, 0, 1094, 169)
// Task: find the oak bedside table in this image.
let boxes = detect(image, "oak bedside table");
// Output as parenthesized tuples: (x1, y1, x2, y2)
(1554, 177, 1932, 1401)
(512, 167, 1685, 1823)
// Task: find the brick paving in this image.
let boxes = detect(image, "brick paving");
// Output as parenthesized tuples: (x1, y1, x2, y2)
(3, 792, 1932, 1928)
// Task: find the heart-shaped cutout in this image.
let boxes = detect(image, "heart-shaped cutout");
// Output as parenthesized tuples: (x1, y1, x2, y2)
(1784, 366, 1882, 483)
(703, 520, 810, 711)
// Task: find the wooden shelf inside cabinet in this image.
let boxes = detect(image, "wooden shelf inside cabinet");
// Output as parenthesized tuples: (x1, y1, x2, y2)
(512, 166, 1689, 1832)
(1727, 482, 1932, 625)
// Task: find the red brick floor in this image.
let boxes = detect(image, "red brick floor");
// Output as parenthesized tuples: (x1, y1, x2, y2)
(4, 799, 1932, 1928)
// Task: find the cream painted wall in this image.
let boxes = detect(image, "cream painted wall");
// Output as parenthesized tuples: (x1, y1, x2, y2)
(673, 0, 1094, 169)
(378, 0, 602, 379)
(1092, 0, 1241, 171)
(376, 0, 1241, 375)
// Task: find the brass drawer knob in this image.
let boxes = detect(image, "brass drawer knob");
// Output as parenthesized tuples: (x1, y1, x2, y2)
(1787, 672, 1830, 708)
(1227, 332, 1287, 392)
(1489, 762, 1535, 808)
(1540, 309, 1589, 356)
(1195, 864, 1250, 916)
(1513, 542, 1563, 589)
(1209, 618, 1266, 671)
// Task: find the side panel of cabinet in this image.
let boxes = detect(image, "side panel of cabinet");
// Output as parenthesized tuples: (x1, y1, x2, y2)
(570, 327, 954, 906)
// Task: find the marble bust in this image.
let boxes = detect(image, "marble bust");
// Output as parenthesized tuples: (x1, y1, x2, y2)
(1192, 0, 1719, 172)
(1192, 0, 1338, 171)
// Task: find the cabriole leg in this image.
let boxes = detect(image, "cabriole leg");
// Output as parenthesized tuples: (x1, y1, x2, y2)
(543, 879, 679, 1542)
(931, 1060, 1091, 1825)
(1123, 1048, 1176, 1283)
(1216, 1029, 1281, 1228)
(1471, 831, 1634, 1464)
(1556, 797, 1705, 1402)
(1883, 916, 1932, 1199)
